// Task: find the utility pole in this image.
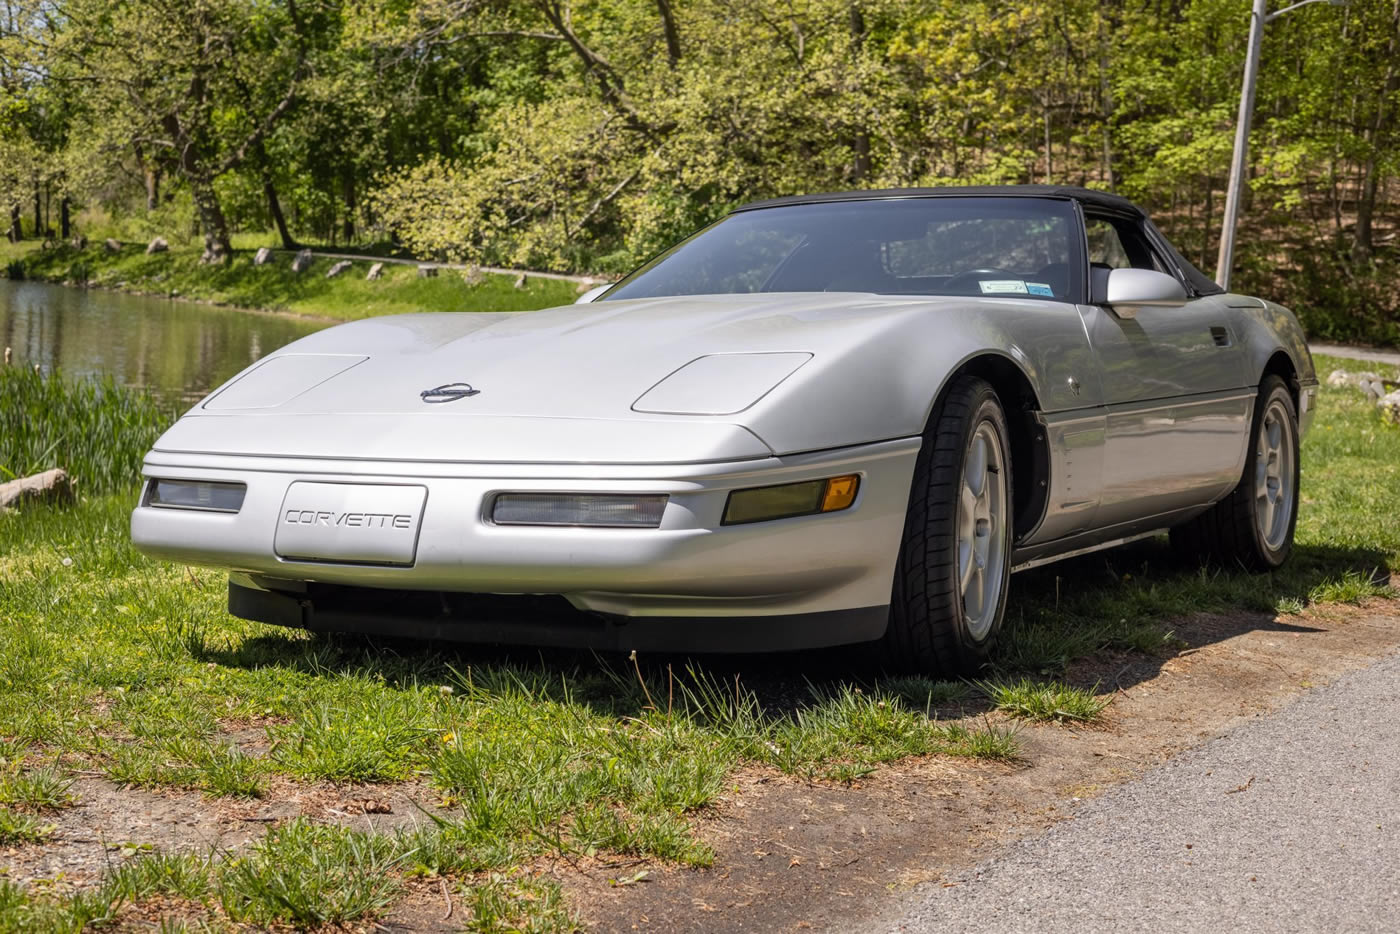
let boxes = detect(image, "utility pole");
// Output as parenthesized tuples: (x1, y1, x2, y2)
(1216, 0, 1347, 291)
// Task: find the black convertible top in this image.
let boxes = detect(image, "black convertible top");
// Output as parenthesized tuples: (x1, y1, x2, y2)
(731, 185, 1223, 296)
(733, 185, 1145, 216)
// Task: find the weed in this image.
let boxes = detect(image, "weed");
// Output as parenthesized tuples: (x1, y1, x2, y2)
(976, 678, 1110, 723)
(219, 820, 408, 927)
(462, 873, 578, 933)
(0, 807, 56, 843)
(0, 764, 77, 810)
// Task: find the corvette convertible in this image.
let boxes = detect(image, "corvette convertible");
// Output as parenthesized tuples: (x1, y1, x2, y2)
(131, 186, 1317, 674)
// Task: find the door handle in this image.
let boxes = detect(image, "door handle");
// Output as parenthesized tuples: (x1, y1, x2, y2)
(1210, 326, 1232, 347)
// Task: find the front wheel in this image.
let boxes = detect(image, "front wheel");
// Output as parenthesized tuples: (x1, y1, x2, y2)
(880, 375, 1013, 675)
(1170, 374, 1300, 570)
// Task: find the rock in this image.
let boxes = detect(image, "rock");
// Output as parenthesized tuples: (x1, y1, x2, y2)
(326, 260, 353, 279)
(1326, 369, 1350, 388)
(461, 265, 483, 286)
(366, 262, 384, 281)
(1381, 390, 1400, 427)
(513, 273, 526, 289)
(145, 237, 169, 255)
(417, 264, 438, 279)
(292, 249, 314, 274)
(70, 235, 87, 250)
(0, 469, 73, 510)
(103, 238, 122, 253)
(254, 247, 273, 266)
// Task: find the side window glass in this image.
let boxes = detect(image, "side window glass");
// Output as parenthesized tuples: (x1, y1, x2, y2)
(1086, 215, 1171, 274)
(1085, 218, 1132, 269)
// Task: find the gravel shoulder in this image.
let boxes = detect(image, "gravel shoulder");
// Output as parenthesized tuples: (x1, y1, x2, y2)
(885, 637, 1400, 933)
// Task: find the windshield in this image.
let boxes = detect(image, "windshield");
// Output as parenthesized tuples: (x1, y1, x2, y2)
(605, 197, 1080, 302)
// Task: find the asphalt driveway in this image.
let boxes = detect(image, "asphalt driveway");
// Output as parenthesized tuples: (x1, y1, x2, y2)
(885, 647, 1400, 933)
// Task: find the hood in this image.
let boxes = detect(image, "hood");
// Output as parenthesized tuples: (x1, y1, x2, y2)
(158, 292, 1045, 462)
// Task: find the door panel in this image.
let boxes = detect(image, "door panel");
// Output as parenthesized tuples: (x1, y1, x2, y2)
(1078, 298, 1251, 527)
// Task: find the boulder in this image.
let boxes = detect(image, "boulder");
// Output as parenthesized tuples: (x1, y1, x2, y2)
(366, 262, 384, 281)
(145, 237, 169, 255)
(1326, 369, 1350, 388)
(103, 238, 122, 253)
(70, 235, 87, 250)
(417, 264, 438, 279)
(291, 249, 314, 274)
(253, 247, 273, 266)
(0, 469, 73, 510)
(326, 260, 353, 279)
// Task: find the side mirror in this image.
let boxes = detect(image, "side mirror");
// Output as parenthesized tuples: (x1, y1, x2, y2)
(575, 284, 611, 304)
(1103, 268, 1188, 317)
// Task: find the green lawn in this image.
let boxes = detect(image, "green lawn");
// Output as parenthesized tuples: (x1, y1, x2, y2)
(0, 354, 1395, 929)
(1, 240, 582, 321)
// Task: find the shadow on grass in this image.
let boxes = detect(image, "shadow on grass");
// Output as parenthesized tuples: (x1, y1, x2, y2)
(195, 536, 1393, 723)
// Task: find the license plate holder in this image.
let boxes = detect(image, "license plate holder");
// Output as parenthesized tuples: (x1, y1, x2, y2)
(275, 482, 427, 566)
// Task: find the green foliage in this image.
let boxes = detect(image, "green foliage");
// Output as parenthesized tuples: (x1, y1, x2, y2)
(3, 0, 1396, 338)
(0, 366, 172, 493)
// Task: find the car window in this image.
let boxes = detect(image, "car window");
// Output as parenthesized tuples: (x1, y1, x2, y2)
(1085, 215, 1169, 274)
(604, 197, 1081, 302)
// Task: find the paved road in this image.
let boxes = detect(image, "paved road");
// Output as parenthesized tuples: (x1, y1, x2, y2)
(1311, 342, 1400, 366)
(887, 650, 1400, 933)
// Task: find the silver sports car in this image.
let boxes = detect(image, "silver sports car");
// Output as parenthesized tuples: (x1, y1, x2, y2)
(131, 186, 1317, 674)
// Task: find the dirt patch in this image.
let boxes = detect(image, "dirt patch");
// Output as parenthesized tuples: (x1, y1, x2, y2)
(0, 773, 447, 893)
(564, 602, 1400, 932)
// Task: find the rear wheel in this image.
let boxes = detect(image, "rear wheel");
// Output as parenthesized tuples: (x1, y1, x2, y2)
(1170, 374, 1299, 570)
(880, 375, 1012, 675)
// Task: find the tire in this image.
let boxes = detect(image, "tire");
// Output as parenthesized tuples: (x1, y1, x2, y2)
(1169, 374, 1299, 570)
(880, 375, 1013, 675)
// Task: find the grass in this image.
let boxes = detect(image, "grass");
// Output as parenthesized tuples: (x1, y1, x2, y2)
(1, 240, 583, 322)
(0, 356, 1395, 927)
(0, 366, 174, 492)
(976, 678, 1111, 723)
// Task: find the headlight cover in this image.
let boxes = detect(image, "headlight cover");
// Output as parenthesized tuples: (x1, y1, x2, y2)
(145, 479, 247, 513)
(491, 493, 668, 528)
(722, 475, 859, 525)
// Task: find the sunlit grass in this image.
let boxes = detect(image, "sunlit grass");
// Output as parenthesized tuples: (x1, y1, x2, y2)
(4, 241, 581, 321)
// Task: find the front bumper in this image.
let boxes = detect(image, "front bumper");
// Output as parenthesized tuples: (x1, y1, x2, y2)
(131, 438, 919, 637)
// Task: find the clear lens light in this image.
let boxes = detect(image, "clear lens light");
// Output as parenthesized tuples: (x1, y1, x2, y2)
(723, 475, 860, 525)
(147, 479, 246, 513)
(492, 493, 668, 528)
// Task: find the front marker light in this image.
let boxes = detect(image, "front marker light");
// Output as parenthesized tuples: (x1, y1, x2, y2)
(492, 493, 668, 528)
(722, 475, 860, 525)
(145, 479, 247, 513)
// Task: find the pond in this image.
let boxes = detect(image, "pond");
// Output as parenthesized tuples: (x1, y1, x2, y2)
(0, 279, 326, 400)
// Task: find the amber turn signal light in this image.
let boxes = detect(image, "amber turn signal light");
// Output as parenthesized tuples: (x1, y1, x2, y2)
(722, 474, 861, 525)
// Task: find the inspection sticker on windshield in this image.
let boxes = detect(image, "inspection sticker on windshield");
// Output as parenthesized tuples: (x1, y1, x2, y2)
(1026, 282, 1055, 296)
(979, 280, 1028, 294)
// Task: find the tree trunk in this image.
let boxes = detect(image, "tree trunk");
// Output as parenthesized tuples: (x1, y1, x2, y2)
(191, 176, 232, 264)
(1353, 0, 1399, 263)
(849, 4, 871, 182)
(265, 176, 295, 250)
(60, 197, 70, 240)
(146, 167, 161, 212)
(7, 205, 20, 242)
(655, 0, 681, 67)
(33, 183, 41, 239)
(341, 171, 356, 244)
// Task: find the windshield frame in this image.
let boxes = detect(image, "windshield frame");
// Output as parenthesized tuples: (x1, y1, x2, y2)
(600, 195, 1088, 304)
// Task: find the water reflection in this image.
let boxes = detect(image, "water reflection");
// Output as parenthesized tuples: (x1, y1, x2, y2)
(0, 280, 324, 400)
